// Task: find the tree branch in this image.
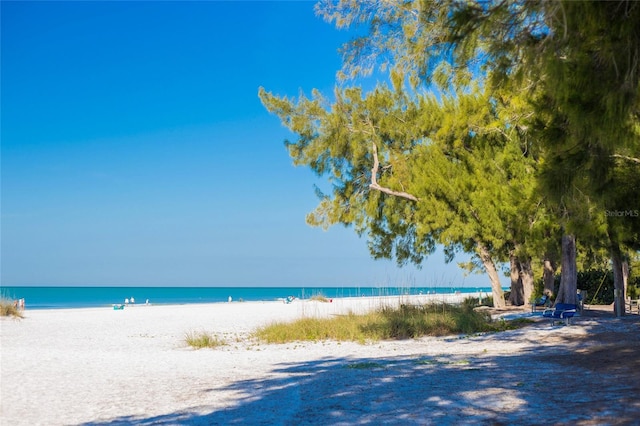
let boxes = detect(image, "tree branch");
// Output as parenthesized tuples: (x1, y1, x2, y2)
(612, 154, 640, 164)
(370, 141, 419, 202)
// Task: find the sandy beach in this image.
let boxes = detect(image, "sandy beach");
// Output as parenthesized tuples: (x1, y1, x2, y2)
(2, 295, 640, 425)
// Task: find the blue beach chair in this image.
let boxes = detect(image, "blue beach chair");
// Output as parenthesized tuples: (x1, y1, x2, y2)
(531, 294, 550, 312)
(542, 303, 577, 325)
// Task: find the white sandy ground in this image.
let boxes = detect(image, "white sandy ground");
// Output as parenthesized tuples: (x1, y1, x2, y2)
(2, 294, 640, 426)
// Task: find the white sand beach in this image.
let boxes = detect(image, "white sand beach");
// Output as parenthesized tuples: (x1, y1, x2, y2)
(2, 295, 640, 425)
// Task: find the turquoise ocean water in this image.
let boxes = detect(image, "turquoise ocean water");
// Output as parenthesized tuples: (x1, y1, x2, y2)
(0, 286, 494, 310)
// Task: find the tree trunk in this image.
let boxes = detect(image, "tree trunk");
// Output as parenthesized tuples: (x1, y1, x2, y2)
(622, 259, 630, 298)
(520, 257, 535, 306)
(611, 243, 625, 317)
(556, 234, 577, 305)
(509, 254, 524, 305)
(477, 242, 505, 308)
(543, 258, 557, 297)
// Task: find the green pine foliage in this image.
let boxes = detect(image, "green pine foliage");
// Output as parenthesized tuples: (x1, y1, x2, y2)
(261, 0, 640, 305)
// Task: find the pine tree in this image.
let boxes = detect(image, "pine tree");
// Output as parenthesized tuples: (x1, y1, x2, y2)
(314, 0, 640, 305)
(260, 80, 546, 308)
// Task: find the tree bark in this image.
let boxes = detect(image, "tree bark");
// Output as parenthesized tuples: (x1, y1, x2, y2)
(622, 259, 630, 298)
(520, 257, 535, 306)
(369, 141, 419, 202)
(477, 242, 505, 308)
(611, 154, 640, 164)
(543, 258, 557, 297)
(509, 253, 524, 305)
(556, 234, 577, 305)
(611, 243, 626, 317)
(508, 255, 535, 306)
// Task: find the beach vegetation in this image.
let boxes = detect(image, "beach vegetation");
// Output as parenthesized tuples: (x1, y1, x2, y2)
(185, 331, 226, 349)
(309, 294, 330, 303)
(253, 303, 530, 344)
(260, 1, 640, 312)
(461, 295, 493, 309)
(0, 298, 23, 318)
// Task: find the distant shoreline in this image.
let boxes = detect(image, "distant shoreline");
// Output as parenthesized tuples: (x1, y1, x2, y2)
(1, 285, 497, 310)
(10, 292, 485, 313)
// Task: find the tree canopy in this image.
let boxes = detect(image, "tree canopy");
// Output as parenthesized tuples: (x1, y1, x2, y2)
(260, 0, 640, 308)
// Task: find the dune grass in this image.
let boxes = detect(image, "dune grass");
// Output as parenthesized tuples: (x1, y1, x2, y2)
(309, 294, 330, 303)
(254, 303, 530, 344)
(185, 331, 226, 349)
(0, 298, 23, 318)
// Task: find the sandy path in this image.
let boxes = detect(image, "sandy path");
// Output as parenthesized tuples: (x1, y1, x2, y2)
(2, 297, 640, 425)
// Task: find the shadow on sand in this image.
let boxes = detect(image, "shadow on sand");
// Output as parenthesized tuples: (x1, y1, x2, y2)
(83, 315, 640, 425)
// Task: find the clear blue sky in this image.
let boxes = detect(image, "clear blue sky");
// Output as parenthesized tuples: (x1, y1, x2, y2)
(1, 1, 499, 288)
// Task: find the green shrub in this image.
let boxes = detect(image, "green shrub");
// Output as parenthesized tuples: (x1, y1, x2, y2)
(461, 296, 479, 309)
(576, 270, 614, 304)
(482, 295, 494, 307)
(628, 285, 640, 300)
(533, 267, 640, 304)
(462, 295, 492, 309)
(548, 270, 615, 304)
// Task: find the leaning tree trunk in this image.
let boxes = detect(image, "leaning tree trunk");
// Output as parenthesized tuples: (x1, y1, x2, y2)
(611, 243, 626, 317)
(556, 234, 577, 305)
(519, 257, 535, 306)
(477, 242, 505, 308)
(509, 253, 524, 306)
(542, 258, 557, 297)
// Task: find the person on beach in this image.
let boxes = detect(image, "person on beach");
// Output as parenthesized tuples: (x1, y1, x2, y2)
(125, 298, 129, 306)
(130, 297, 135, 305)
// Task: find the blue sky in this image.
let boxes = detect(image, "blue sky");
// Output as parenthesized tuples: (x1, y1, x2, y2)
(1, 1, 498, 288)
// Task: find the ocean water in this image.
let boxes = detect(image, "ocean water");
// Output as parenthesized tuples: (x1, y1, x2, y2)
(0, 286, 494, 310)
